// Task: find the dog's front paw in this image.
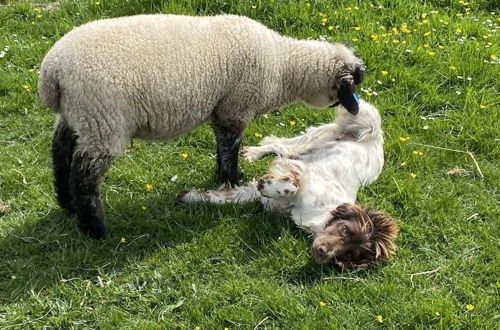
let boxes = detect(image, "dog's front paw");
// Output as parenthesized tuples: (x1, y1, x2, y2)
(257, 174, 299, 198)
(240, 146, 262, 163)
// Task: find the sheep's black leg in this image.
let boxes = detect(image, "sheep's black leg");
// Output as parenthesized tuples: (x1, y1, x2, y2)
(212, 122, 245, 186)
(69, 151, 113, 239)
(52, 118, 77, 212)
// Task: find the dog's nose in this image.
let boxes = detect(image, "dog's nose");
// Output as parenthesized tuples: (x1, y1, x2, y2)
(314, 246, 328, 259)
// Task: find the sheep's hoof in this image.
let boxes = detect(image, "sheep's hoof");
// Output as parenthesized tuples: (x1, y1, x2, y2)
(78, 222, 107, 239)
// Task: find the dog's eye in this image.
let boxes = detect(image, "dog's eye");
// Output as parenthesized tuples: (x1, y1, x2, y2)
(341, 225, 348, 236)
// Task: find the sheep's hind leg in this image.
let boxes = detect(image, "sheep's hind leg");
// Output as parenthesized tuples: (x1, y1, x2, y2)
(69, 150, 114, 239)
(212, 122, 245, 186)
(52, 117, 77, 212)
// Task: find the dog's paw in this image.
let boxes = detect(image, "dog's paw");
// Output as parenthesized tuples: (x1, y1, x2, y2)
(257, 174, 299, 198)
(240, 146, 263, 163)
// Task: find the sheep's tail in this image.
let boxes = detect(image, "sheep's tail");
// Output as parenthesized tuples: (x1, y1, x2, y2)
(38, 59, 61, 112)
(335, 99, 383, 143)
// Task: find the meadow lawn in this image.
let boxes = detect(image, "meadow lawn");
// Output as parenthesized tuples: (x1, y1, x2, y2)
(0, 0, 498, 328)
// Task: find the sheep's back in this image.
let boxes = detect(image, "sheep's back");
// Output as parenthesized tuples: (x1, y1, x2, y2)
(42, 14, 281, 140)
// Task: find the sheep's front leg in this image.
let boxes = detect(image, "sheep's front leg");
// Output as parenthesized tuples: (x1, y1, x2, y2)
(212, 120, 245, 186)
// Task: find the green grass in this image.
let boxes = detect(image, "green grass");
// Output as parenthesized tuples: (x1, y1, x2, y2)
(0, 0, 499, 328)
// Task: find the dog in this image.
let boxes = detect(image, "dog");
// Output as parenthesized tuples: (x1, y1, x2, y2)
(178, 99, 398, 268)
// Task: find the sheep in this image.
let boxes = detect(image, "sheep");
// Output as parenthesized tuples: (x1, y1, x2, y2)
(38, 14, 365, 238)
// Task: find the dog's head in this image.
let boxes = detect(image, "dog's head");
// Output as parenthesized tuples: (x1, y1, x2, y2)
(311, 203, 398, 268)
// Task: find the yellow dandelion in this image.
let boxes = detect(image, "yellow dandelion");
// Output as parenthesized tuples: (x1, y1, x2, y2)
(410, 173, 417, 178)
(399, 136, 410, 142)
(306, 3, 311, 7)
(423, 43, 430, 48)
(401, 25, 411, 33)
(22, 85, 30, 90)
(28, 68, 35, 72)
(354, 26, 362, 31)
(289, 120, 296, 126)
(400, 162, 407, 167)
(354, 6, 359, 10)
(145, 183, 153, 191)
(319, 301, 327, 307)
(254, 132, 263, 138)
(351, 38, 359, 42)
(427, 51, 435, 56)
(371, 34, 378, 40)
(11, 275, 17, 279)
(181, 153, 188, 158)
(421, 13, 427, 19)
(321, 18, 328, 23)
(367, 92, 373, 96)
(328, 25, 334, 31)
(381, 71, 389, 76)
(251, 5, 256, 9)
(31, 21, 35, 25)
(141, 205, 147, 210)
(438, 45, 444, 49)
(376, 315, 384, 323)
(479, 105, 487, 109)
(423, 31, 431, 36)
(95, 1, 100, 5)
(466, 304, 474, 311)
(120, 237, 126, 243)
(36, 14, 42, 18)
(449, 65, 457, 70)
(490, 54, 497, 60)
(224, 328, 229, 330)
(435, 312, 440, 316)
(456, 28, 462, 33)
(195, 327, 201, 330)
(412, 150, 424, 155)
(392, 39, 399, 43)
(33, 7, 40, 12)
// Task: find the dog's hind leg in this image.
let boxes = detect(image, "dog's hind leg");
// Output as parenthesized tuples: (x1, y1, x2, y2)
(177, 182, 261, 205)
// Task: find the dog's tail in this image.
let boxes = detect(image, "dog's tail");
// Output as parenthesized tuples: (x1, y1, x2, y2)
(335, 99, 383, 143)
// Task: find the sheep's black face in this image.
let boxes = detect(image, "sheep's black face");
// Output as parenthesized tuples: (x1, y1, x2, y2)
(331, 62, 365, 115)
(311, 203, 398, 269)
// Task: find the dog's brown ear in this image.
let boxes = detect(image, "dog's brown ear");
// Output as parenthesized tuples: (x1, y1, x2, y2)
(338, 78, 360, 115)
(366, 210, 398, 261)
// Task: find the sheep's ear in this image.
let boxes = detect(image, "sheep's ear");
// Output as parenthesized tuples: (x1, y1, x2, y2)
(353, 63, 365, 85)
(338, 79, 360, 115)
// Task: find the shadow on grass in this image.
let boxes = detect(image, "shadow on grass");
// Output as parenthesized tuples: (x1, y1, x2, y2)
(0, 189, 361, 302)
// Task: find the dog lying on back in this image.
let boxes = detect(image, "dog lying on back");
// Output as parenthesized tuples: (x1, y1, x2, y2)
(178, 99, 398, 268)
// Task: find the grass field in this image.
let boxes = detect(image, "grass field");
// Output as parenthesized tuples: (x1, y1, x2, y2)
(0, 0, 499, 328)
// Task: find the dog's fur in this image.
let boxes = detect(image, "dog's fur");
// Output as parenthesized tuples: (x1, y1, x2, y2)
(178, 99, 398, 267)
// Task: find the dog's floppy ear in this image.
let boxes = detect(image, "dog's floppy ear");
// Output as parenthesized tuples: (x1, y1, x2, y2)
(366, 209, 398, 261)
(338, 78, 360, 115)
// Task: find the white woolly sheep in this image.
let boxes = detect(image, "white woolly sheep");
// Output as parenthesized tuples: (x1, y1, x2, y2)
(38, 14, 365, 238)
